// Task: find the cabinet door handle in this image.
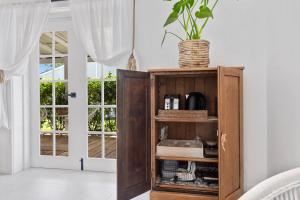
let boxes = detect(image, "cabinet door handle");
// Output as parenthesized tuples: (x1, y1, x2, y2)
(221, 133, 227, 152)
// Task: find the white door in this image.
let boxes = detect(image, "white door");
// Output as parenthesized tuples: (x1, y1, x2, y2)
(31, 19, 117, 172)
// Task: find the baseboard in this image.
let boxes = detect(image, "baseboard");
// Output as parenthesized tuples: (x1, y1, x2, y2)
(0, 168, 12, 174)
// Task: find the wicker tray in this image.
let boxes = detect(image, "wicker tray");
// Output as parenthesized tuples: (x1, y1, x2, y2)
(157, 110, 208, 122)
(157, 139, 204, 159)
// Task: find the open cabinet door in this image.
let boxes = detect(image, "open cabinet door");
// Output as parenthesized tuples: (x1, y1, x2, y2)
(218, 67, 244, 200)
(117, 70, 151, 200)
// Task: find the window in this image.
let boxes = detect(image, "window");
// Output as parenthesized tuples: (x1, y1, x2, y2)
(39, 31, 69, 156)
(87, 57, 117, 159)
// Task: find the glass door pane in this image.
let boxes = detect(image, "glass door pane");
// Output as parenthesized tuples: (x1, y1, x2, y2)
(88, 134, 102, 158)
(39, 31, 69, 157)
(87, 61, 117, 159)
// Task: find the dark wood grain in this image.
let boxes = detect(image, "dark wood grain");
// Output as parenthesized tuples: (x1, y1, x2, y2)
(117, 70, 151, 200)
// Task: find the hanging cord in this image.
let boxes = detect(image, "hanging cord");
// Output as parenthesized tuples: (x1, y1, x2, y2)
(0, 70, 4, 84)
(127, 0, 137, 71)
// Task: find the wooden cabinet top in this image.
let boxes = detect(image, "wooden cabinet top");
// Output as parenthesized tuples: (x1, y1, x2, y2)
(148, 66, 244, 73)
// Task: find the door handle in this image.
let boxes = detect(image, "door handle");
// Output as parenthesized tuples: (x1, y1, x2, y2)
(221, 133, 227, 152)
(66, 92, 77, 98)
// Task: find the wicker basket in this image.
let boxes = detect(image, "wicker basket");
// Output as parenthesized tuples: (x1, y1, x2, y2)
(179, 40, 210, 68)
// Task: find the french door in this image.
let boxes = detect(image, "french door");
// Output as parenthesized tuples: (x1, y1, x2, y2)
(31, 19, 117, 172)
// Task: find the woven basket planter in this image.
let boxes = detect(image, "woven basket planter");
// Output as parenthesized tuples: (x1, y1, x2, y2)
(178, 40, 210, 68)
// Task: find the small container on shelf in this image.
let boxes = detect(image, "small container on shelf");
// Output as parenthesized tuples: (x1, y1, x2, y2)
(164, 95, 180, 110)
(204, 141, 218, 158)
(185, 92, 207, 110)
(164, 95, 171, 110)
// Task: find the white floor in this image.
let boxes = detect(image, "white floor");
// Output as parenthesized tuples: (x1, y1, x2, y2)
(0, 168, 149, 200)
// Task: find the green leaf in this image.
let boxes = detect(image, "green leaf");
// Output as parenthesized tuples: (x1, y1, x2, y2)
(173, 1, 182, 13)
(164, 11, 179, 27)
(195, 6, 213, 19)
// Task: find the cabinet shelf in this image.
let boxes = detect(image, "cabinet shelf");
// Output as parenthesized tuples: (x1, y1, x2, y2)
(155, 182, 219, 194)
(156, 155, 218, 163)
(154, 115, 218, 123)
(155, 110, 217, 123)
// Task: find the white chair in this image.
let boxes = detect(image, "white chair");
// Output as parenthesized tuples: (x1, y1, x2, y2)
(239, 168, 300, 200)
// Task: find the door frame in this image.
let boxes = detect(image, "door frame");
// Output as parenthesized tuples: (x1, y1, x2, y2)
(31, 17, 116, 172)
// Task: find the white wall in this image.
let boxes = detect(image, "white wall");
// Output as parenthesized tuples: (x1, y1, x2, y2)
(0, 128, 11, 173)
(136, 0, 269, 190)
(0, 77, 25, 174)
(11, 77, 24, 173)
(0, 83, 12, 173)
(23, 57, 33, 170)
(267, 0, 300, 176)
(0, 81, 12, 173)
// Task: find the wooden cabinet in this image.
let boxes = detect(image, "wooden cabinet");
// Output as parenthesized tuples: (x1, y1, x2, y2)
(117, 67, 244, 200)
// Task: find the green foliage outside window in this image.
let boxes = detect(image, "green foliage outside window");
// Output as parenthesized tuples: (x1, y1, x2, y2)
(88, 80, 101, 105)
(40, 82, 52, 105)
(104, 81, 116, 105)
(104, 108, 116, 132)
(55, 82, 68, 105)
(40, 108, 53, 131)
(40, 72, 117, 132)
(88, 108, 102, 131)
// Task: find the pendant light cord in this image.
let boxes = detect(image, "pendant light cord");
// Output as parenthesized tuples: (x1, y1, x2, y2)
(127, 0, 137, 70)
(131, 0, 135, 55)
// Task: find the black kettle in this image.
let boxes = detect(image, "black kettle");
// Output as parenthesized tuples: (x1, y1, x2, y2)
(185, 92, 207, 110)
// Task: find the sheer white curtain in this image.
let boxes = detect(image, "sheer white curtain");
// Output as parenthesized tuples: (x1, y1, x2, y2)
(0, 0, 50, 129)
(70, 0, 133, 66)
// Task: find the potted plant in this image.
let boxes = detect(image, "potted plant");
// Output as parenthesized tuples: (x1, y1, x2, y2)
(162, 0, 219, 68)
